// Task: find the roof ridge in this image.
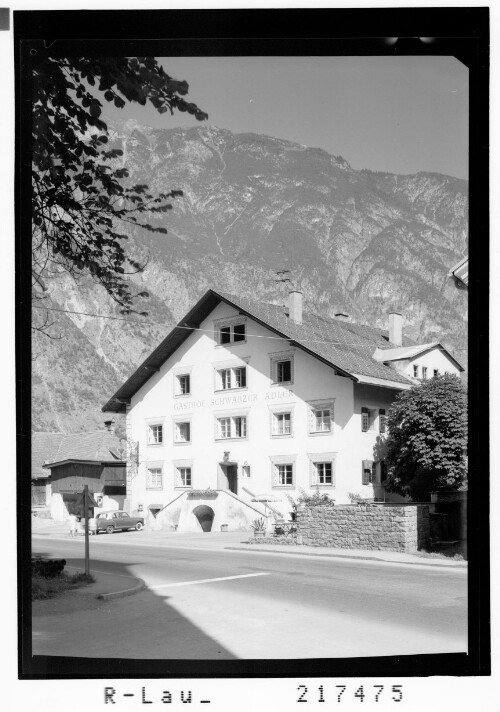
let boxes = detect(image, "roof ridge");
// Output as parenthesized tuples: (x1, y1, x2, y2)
(218, 290, 389, 336)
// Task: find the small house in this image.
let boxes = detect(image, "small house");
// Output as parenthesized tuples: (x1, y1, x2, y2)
(40, 427, 126, 520)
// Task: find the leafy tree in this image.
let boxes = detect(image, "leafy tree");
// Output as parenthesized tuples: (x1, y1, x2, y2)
(384, 375, 467, 501)
(32, 56, 208, 323)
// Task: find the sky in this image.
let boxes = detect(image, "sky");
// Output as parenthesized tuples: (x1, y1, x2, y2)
(103, 55, 469, 180)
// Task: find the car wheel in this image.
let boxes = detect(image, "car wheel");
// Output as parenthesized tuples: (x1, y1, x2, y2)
(106, 525, 114, 534)
(135, 522, 144, 531)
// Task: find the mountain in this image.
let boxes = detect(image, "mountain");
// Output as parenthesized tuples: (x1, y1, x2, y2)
(32, 122, 468, 433)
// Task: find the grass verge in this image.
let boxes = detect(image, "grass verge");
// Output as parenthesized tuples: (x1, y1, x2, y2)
(32, 571, 96, 601)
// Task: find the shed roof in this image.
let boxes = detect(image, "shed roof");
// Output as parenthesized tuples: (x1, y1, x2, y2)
(34, 430, 125, 472)
(32, 432, 65, 479)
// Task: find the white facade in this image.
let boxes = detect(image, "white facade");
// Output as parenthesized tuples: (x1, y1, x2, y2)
(377, 345, 462, 381)
(124, 302, 405, 530)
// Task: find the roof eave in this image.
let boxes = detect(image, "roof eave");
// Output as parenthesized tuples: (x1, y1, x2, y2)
(44, 458, 126, 468)
(353, 374, 413, 390)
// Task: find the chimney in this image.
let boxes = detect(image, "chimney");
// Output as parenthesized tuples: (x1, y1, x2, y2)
(104, 418, 115, 431)
(288, 290, 303, 325)
(388, 312, 403, 346)
(334, 311, 350, 322)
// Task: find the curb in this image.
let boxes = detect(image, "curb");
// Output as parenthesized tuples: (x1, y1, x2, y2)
(97, 577, 146, 601)
(64, 565, 146, 601)
(225, 546, 468, 568)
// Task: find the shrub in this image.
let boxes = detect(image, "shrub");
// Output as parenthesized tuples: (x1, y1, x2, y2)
(297, 487, 335, 507)
(385, 375, 467, 501)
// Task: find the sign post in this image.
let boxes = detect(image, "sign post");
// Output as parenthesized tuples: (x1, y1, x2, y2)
(75, 487, 98, 576)
(84, 485, 90, 575)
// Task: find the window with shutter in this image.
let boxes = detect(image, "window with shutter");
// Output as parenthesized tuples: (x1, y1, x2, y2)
(361, 407, 369, 432)
(379, 409, 386, 434)
(147, 424, 163, 445)
(362, 459, 374, 485)
(174, 421, 191, 443)
(361, 407, 377, 432)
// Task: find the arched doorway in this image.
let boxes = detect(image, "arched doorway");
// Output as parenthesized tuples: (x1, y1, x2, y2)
(192, 505, 215, 532)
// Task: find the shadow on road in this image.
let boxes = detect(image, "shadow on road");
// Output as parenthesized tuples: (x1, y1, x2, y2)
(26, 553, 238, 676)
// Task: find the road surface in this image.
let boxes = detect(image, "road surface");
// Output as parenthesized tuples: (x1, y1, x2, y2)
(32, 535, 467, 659)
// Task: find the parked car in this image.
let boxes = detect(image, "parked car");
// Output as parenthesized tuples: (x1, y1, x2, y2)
(95, 510, 144, 534)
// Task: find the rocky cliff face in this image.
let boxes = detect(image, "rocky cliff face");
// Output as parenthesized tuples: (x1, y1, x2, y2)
(32, 122, 468, 432)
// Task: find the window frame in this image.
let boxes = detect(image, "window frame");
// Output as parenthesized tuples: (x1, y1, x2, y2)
(146, 461, 163, 490)
(173, 418, 192, 445)
(276, 463, 293, 486)
(308, 399, 335, 436)
(269, 350, 295, 386)
(272, 411, 292, 436)
(146, 421, 164, 446)
(177, 466, 192, 488)
(362, 459, 376, 485)
(176, 373, 191, 396)
(361, 406, 377, 433)
(214, 411, 249, 441)
(413, 364, 419, 378)
(213, 316, 248, 346)
(316, 462, 333, 485)
(214, 365, 247, 391)
(307, 452, 336, 487)
(379, 408, 387, 434)
(422, 366, 428, 379)
(270, 454, 297, 489)
(174, 459, 194, 489)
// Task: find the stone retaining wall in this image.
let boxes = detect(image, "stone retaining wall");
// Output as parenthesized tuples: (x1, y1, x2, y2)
(297, 505, 430, 552)
(246, 536, 297, 545)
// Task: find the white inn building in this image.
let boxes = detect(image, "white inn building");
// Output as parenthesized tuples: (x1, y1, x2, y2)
(103, 289, 463, 532)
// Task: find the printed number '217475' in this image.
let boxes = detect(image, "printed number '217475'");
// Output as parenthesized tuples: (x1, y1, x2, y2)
(296, 685, 403, 703)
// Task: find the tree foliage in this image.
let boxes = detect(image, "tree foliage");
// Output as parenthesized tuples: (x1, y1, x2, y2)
(384, 375, 467, 501)
(32, 56, 207, 318)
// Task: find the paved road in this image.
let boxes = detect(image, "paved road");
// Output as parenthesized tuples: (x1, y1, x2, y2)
(32, 536, 467, 659)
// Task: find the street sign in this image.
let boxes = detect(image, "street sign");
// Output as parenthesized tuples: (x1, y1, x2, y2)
(74, 490, 98, 508)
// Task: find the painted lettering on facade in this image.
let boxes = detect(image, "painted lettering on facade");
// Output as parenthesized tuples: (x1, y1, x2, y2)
(173, 400, 205, 411)
(173, 389, 296, 413)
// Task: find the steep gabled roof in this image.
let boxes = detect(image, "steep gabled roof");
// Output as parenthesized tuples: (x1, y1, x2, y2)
(103, 289, 420, 414)
(40, 431, 125, 469)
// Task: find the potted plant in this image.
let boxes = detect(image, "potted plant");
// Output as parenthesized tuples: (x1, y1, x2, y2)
(348, 492, 363, 506)
(286, 493, 299, 521)
(251, 517, 266, 538)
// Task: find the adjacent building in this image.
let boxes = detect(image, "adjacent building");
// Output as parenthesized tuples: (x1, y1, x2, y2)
(449, 255, 469, 290)
(103, 289, 463, 532)
(31, 432, 63, 508)
(34, 427, 126, 520)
